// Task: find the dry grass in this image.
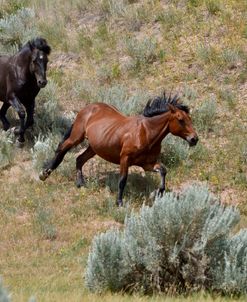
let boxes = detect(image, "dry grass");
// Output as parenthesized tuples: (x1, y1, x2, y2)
(0, 0, 247, 300)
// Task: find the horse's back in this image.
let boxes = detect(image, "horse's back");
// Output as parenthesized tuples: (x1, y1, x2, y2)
(76, 102, 126, 125)
(83, 102, 125, 116)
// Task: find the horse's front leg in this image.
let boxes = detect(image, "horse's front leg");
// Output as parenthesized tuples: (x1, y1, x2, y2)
(9, 94, 26, 143)
(143, 162, 167, 198)
(153, 163, 167, 197)
(117, 156, 129, 207)
(24, 100, 35, 130)
(0, 102, 11, 130)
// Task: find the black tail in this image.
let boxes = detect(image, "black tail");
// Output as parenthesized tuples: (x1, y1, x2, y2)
(61, 123, 73, 143)
(55, 123, 74, 153)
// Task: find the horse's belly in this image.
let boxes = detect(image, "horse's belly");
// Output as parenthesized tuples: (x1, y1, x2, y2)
(91, 145, 121, 165)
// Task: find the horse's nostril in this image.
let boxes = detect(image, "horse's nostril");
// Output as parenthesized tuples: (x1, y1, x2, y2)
(38, 80, 47, 87)
(188, 136, 198, 146)
(192, 136, 198, 144)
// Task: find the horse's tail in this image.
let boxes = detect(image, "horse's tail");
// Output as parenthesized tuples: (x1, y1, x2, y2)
(55, 123, 74, 152)
(62, 123, 74, 143)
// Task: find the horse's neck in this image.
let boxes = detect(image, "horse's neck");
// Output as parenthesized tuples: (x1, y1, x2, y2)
(12, 48, 33, 78)
(144, 112, 171, 146)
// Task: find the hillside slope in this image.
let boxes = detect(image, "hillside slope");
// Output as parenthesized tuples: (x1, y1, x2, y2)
(0, 0, 247, 301)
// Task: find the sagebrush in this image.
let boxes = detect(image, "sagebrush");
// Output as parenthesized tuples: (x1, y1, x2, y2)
(85, 185, 247, 295)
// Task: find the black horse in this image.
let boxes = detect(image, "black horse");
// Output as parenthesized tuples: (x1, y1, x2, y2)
(0, 37, 51, 143)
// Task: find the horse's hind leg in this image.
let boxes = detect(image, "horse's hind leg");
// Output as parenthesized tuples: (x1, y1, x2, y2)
(0, 103, 10, 130)
(39, 125, 85, 181)
(75, 146, 96, 187)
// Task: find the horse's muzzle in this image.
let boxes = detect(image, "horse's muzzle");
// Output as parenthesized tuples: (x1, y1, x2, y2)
(187, 135, 199, 147)
(37, 79, 47, 88)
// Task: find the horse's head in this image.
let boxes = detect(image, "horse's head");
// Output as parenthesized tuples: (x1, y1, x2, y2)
(168, 104, 198, 146)
(29, 38, 51, 88)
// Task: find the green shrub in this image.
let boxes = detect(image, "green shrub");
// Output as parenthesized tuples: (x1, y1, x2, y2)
(0, 7, 38, 53)
(96, 85, 148, 115)
(220, 48, 241, 69)
(157, 6, 182, 32)
(31, 133, 75, 178)
(0, 130, 15, 169)
(31, 133, 59, 171)
(213, 229, 247, 294)
(122, 4, 149, 32)
(196, 44, 218, 65)
(205, 0, 222, 15)
(161, 134, 189, 168)
(34, 204, 57, 240)
(33, 80, 75, 138)
(218, 88, 236, 109)
(193, 97, 217, 132)
(85, 185, 247, 295)
(99, 0, 128, 18)
(124, 36, 158, 69)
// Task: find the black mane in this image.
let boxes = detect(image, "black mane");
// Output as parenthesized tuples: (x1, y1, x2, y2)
(143, 92, 189, 117)
(27, 37, 51, 54)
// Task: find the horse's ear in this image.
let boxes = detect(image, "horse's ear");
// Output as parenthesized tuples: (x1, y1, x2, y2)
(28, 41, 34, 51)
(175, 111, 183, 120)
(168, 104, 176, 113)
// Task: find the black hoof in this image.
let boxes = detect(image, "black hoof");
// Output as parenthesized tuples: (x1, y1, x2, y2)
(75, 179, 85, 188)
(116, 200, 123, 207)
(157, 188, 165, 198)
(16, 140, 25, 148)
(14, 127, 21, 135)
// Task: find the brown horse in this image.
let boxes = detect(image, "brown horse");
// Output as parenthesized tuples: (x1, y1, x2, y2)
(39, 93, 198, 206)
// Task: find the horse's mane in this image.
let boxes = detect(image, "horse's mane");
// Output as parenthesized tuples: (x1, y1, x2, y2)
(24, 37, 51, 54)
(143, 92, 189, 117)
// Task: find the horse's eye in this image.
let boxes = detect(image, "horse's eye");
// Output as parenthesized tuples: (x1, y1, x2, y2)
(179, 119, 185, 126)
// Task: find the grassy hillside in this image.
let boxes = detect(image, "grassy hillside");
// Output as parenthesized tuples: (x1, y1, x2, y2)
(0, 0, 247, 301)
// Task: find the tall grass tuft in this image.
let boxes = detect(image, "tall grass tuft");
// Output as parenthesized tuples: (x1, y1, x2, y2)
(193, 97, 217, 133)
(85, 185, 247, 295)
(124, 36, 157, 70)
(34, 204, 57, 240)
(0, 130, 15, 169)
(205, 0, 222, 15)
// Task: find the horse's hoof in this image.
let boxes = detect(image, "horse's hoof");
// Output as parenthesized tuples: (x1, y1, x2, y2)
(157, 188, 164, 198)
(16, 140, 25, 148)
(39, 171, 47, 181)
(14, 127, 21, 135)
(75, 180, 85, 188)
(39, 169, 51, 181)
(116, 200, 123, 207)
